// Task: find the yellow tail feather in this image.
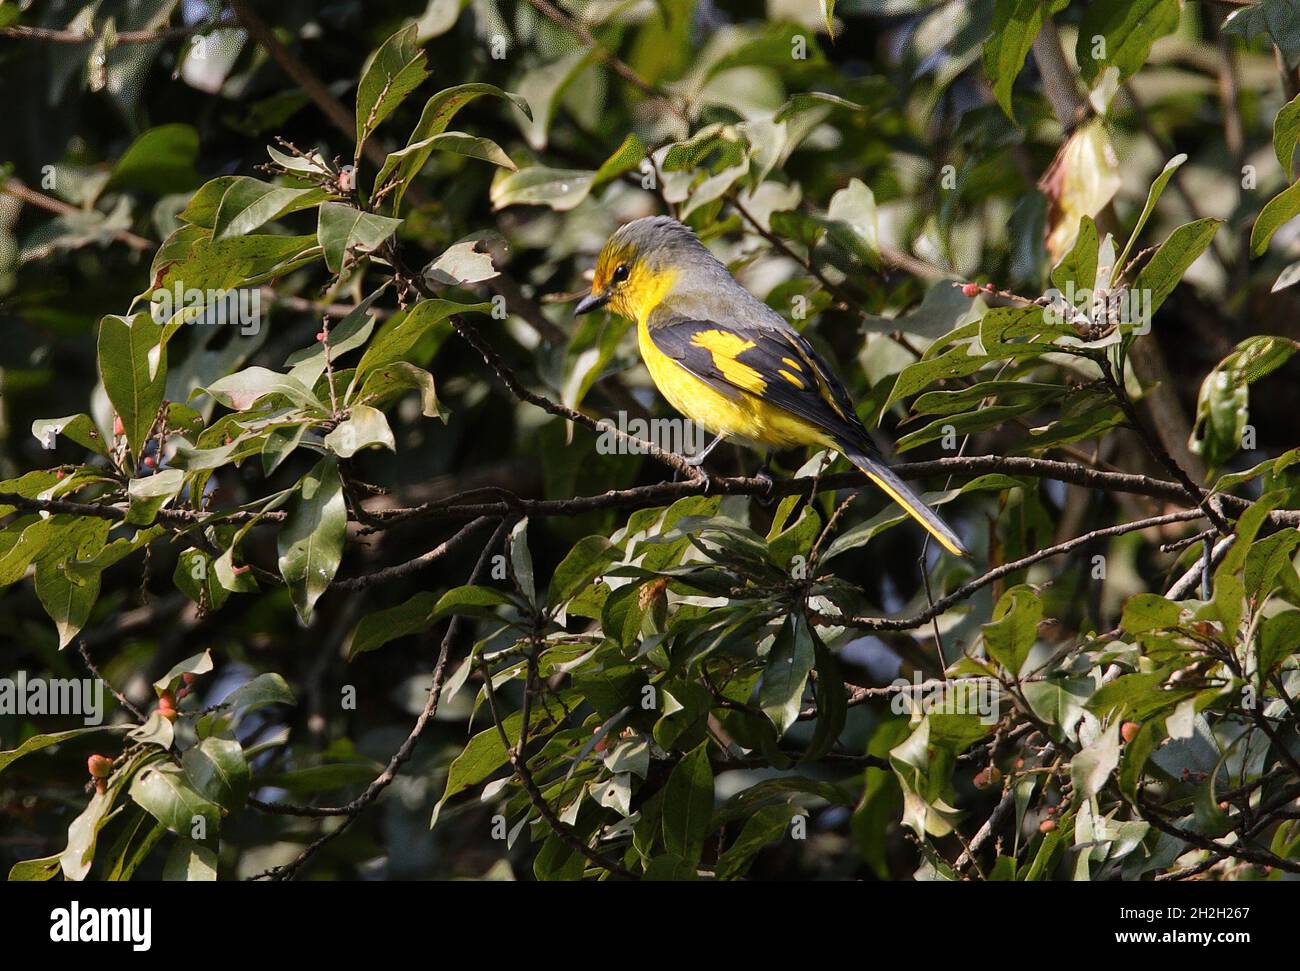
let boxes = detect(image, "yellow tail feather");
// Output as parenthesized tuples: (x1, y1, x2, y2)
(862, 470, 967, 558)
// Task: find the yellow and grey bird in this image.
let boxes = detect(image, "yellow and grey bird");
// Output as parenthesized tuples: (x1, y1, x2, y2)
(575, 215, 969, 558)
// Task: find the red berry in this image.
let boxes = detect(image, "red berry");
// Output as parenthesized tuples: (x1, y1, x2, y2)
(143, 455, 156, 469)
(316, 331, 327, 342)
(177, 686, 190, 700)
(961, 282, 980, 298)
(983, 283, 996, 292)
(1121, 721, 1140, 743)
(1039, 819, 1057, 833)
(55, 469, 65, 480)
(182, 673, 196, 685)
(113, 415, 125, 437)
(87, 755, 112, 778)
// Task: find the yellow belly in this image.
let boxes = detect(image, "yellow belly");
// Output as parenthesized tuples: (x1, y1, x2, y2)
(637, 318, 830, 450)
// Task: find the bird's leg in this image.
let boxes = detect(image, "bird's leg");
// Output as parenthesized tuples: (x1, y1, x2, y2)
(754, 451, 776, 500)
(676, 432, 723, 491)
(684, 433, 724, 467)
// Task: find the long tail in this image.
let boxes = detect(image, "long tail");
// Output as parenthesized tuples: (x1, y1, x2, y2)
(837, 441, 970, 558)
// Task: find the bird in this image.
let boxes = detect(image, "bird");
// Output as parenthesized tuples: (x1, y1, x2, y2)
(574, 215, 970, 559)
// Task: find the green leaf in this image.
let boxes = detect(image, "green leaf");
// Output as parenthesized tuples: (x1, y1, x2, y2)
(61, 789, 116, 881)
(1050, 214, 1099, 294)
(1245, 529, 1300, 599)
(181, 736, 250, 812)
(643, 854, 697, 880)
(984, 0, 1053, 119)
(354, 361, 442, 418)
(982, 585, 1042, 677)
(884, 346, 1002, 410)
(1076, 0, 1181, 85)
(8, 854, 62, 881)
(0, 725, 130, 775)
(1119, 719, 1162, 800)
(715, 803, 796, 880)
(1121, 593, 1182, 634)
(35, 557, 104, 649)
(1251, 180, 1300, 257)
(154, 233, 320, 294)
(758, 614, 816, 735)
(287, 285, 389, 388)
(378, 82, 530, 211)
(276, 457, 347, 623)
(356, 23, 430, 149)
(490, 166, 595, 211)
(200, 366, 320, 412)
(324, 404, 395, 457)
(129, 762, 220, 836)
(661, 741, 714, 865)
(154, 650, 214, 694)
(430, 584, 516, 621)
(1133, 218, 1222, 314)
(349, 591, 438, 659)
(548, 536, 619, 608)
(1259, 610, 1300, 677)
(318, 202, 404, 274)
(212, 177, 327, 239)
(162, 839, 218, 881)
(98, 313, 167, 462)
(109, 124, 200, 194)
(513, 48, 592, 150)
(1071, 721, 1122, 799)
(219, 673, 296, 715)
(31, 414, 111, 459)
(509, 517, 536, 606)
(592, 132, 647, 191)
(126, 469, 184, 525)
(1191, 337, 1299, 469)
(373, 133, 514, 208)
(1276, 91, 1300, 178)
(1117, 153, 1187, 270)
(410, 83, 531, 144)
(804, 635, 847, 762)
(824, 178, 879, 268)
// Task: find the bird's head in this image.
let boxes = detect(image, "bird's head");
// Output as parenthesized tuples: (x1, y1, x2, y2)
(575, 215, 705, 321)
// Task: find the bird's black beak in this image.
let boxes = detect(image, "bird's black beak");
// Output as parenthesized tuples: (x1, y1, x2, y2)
(574, 290, 609, 315)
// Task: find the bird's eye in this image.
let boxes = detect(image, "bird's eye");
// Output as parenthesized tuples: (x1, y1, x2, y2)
(611, 264, 630, 284)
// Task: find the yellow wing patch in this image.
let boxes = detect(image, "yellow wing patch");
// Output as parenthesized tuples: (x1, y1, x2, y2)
(689, 329, 767, 394)
(777, 369, 805, 388)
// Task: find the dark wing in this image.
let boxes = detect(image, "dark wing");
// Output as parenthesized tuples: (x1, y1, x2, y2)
(647, 315, 870, 446)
